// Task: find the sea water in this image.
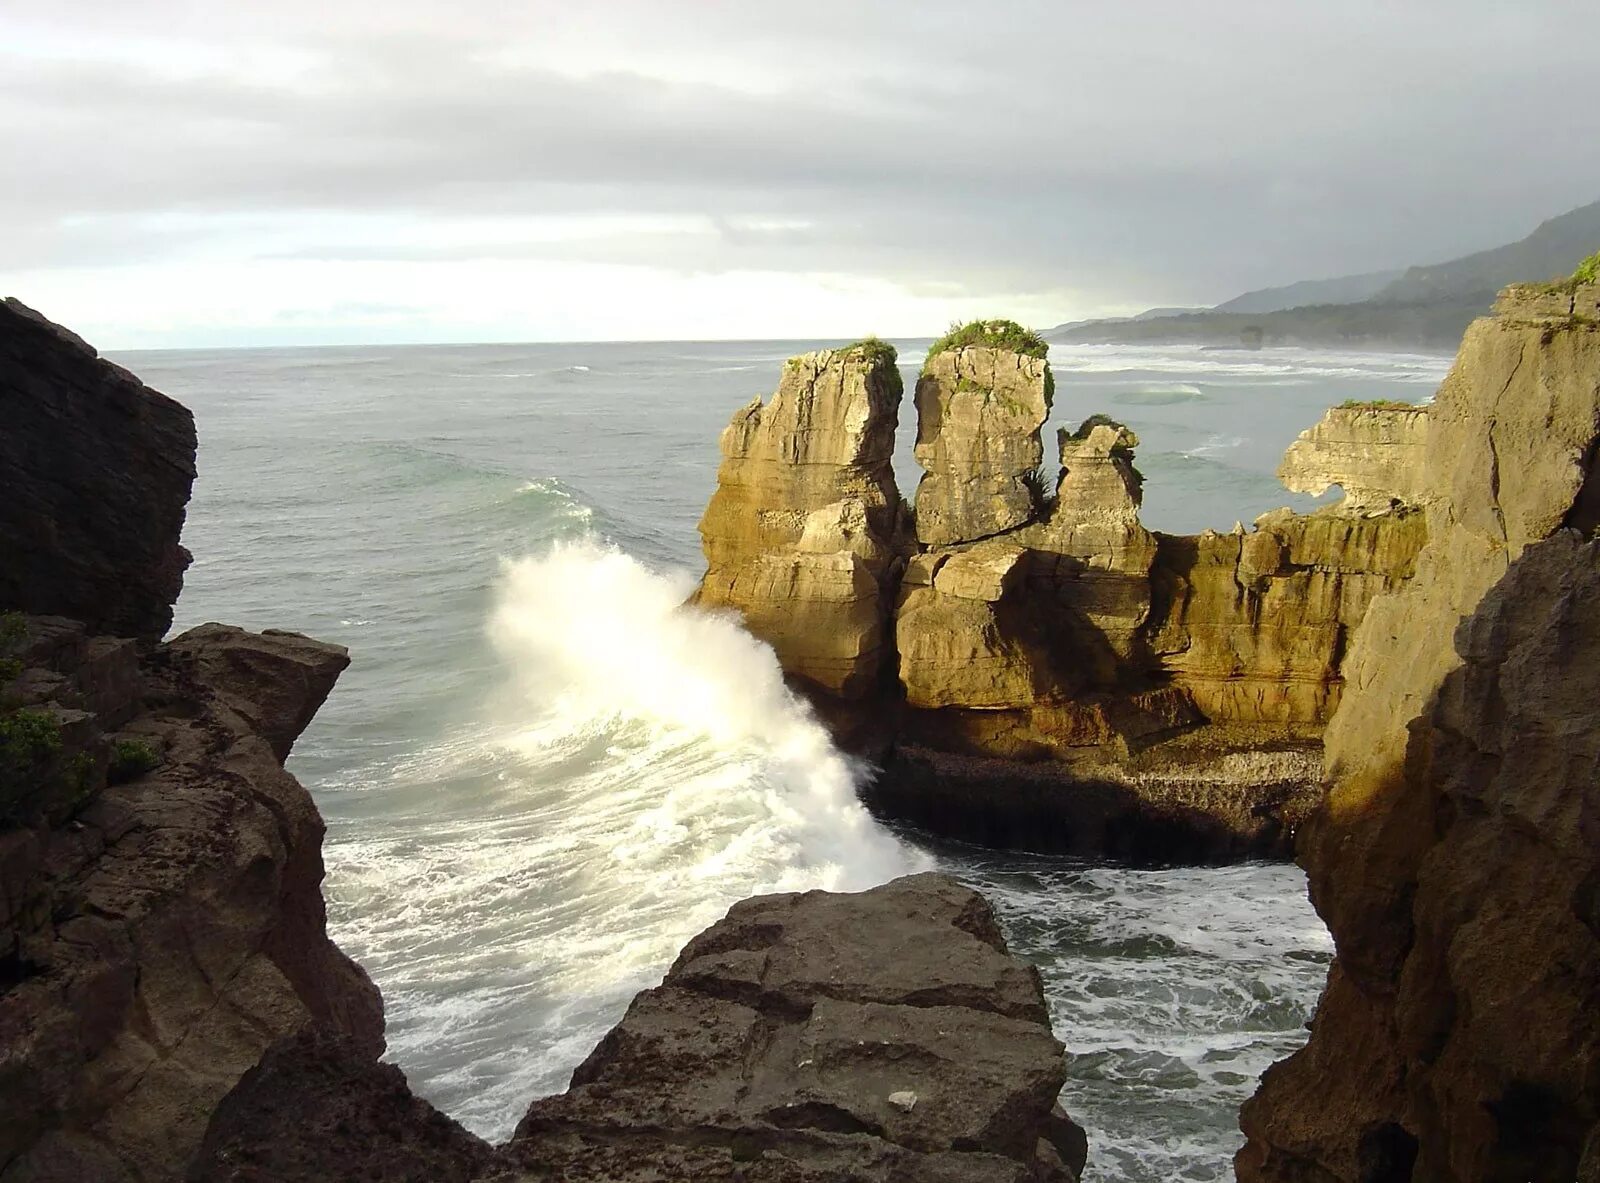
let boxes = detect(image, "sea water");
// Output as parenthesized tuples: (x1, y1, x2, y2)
(120, 338, 1450, 1181)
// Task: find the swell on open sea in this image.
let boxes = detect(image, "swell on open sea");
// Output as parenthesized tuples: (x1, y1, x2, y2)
(121, 337, 1451, 1181)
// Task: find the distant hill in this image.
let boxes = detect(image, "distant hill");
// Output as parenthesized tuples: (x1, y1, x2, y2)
(1052, 197, 1600, 350)
(1375, 198, 1600, 303)
(1213, 269, 1402, 314)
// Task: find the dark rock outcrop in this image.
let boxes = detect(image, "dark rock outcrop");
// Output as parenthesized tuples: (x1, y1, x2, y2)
(1239, 286, 1600, 1178)
(189, 1029, 494, 1183)
(507, 872, 1085, 1182)
(188, 875, 1086, 1183)
(0, 619, 383, 1182)
(0, 299, 196, 640)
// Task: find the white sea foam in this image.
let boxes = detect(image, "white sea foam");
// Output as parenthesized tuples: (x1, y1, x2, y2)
(323, 539, 927, 1137)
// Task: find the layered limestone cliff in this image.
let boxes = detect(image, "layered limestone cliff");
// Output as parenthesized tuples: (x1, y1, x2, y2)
(912, 345, 1052, 546)
(691, 342, 906, 701)
(0, 302, 383, 1179)
(691, 320, 1441, 859)
(0, 299, 196, 640)
(1239, 281, 1600, 1180)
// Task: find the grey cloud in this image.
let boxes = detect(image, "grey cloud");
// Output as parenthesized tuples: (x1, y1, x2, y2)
(6, 0, 1600, 308)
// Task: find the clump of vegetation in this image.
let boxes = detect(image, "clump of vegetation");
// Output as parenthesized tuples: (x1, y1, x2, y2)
(835, 336, 903, 397)
(0, 709, 64, 825)
(1574, 250, 1600, 287)
(926, 319, 1049, 363)
(0, 612, 25, 687)
(1021, 463, 1056, 512)
(108, 739, 160, 785)
(838, 335, 898, 368)
(1337, 398, 1419, 410)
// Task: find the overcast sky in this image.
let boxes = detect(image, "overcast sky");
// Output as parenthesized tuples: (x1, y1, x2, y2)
(4, 1, 1598, 348)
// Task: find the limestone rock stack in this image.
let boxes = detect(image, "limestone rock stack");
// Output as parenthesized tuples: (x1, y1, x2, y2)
(692, 342, 906, 701)
(1024, 418, 1159, 678)
(912, 340, 1052, 547)
(1239, 280, 1600, 1180)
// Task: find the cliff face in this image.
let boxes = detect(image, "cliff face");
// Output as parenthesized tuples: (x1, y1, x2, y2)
(0, 621, 384, 1181)
(0, 299, 196, 641)
(912, 347, 1052, 546)
(1277, 403, 1430, 511)
(1239, 284, 1600, 1180)
(691, 344, 906, 701)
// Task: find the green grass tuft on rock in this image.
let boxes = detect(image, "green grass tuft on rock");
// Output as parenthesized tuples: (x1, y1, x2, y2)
(925, 319, 1049, 364)
(1337, 398, 1418, 411)
(838, 336, 899, 368)
(108, 739, 160, 786)
(1574, 250, 1600, 287)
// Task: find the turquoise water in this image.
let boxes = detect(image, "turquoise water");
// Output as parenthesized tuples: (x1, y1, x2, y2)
(120, 337, 1449, 1181)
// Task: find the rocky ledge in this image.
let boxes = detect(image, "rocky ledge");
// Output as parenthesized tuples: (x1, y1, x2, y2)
(197, 875, 1086, 1182)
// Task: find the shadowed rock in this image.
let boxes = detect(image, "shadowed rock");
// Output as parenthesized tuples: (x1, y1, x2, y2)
(0, 299, 197, 640)
(0, 621, 383, 1181)
(1240, 284, 1600, 1180)
(508, 873, 1086, 1182)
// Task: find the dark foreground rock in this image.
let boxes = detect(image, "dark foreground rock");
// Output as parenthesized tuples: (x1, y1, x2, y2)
(0, 620, 383, 1181)
(190, 1029, 495, 1183)
(0, 298, 196, 641)
(191, 874, 1087, 1183)
(507, 873, 1086, 1182)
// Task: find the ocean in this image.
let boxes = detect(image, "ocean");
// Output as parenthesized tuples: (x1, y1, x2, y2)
(118, 337, 1452, 1182)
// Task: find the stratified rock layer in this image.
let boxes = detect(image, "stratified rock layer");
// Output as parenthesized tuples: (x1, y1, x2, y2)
(693, 345, 905, 700)
(1278, 403, 1430, 511)
(508, 873, 1087, 1182)
(0, 299, 196, 640)
(1240, 284, 1600, 1179)
(913, 347, 1051, 546)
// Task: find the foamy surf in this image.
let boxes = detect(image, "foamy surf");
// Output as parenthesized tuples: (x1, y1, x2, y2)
(323, 539, 927, 1137)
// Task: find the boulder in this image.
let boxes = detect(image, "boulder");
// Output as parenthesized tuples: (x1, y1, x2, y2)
(507, 873, 1086, 1182)
(0, 300, 196, 640)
